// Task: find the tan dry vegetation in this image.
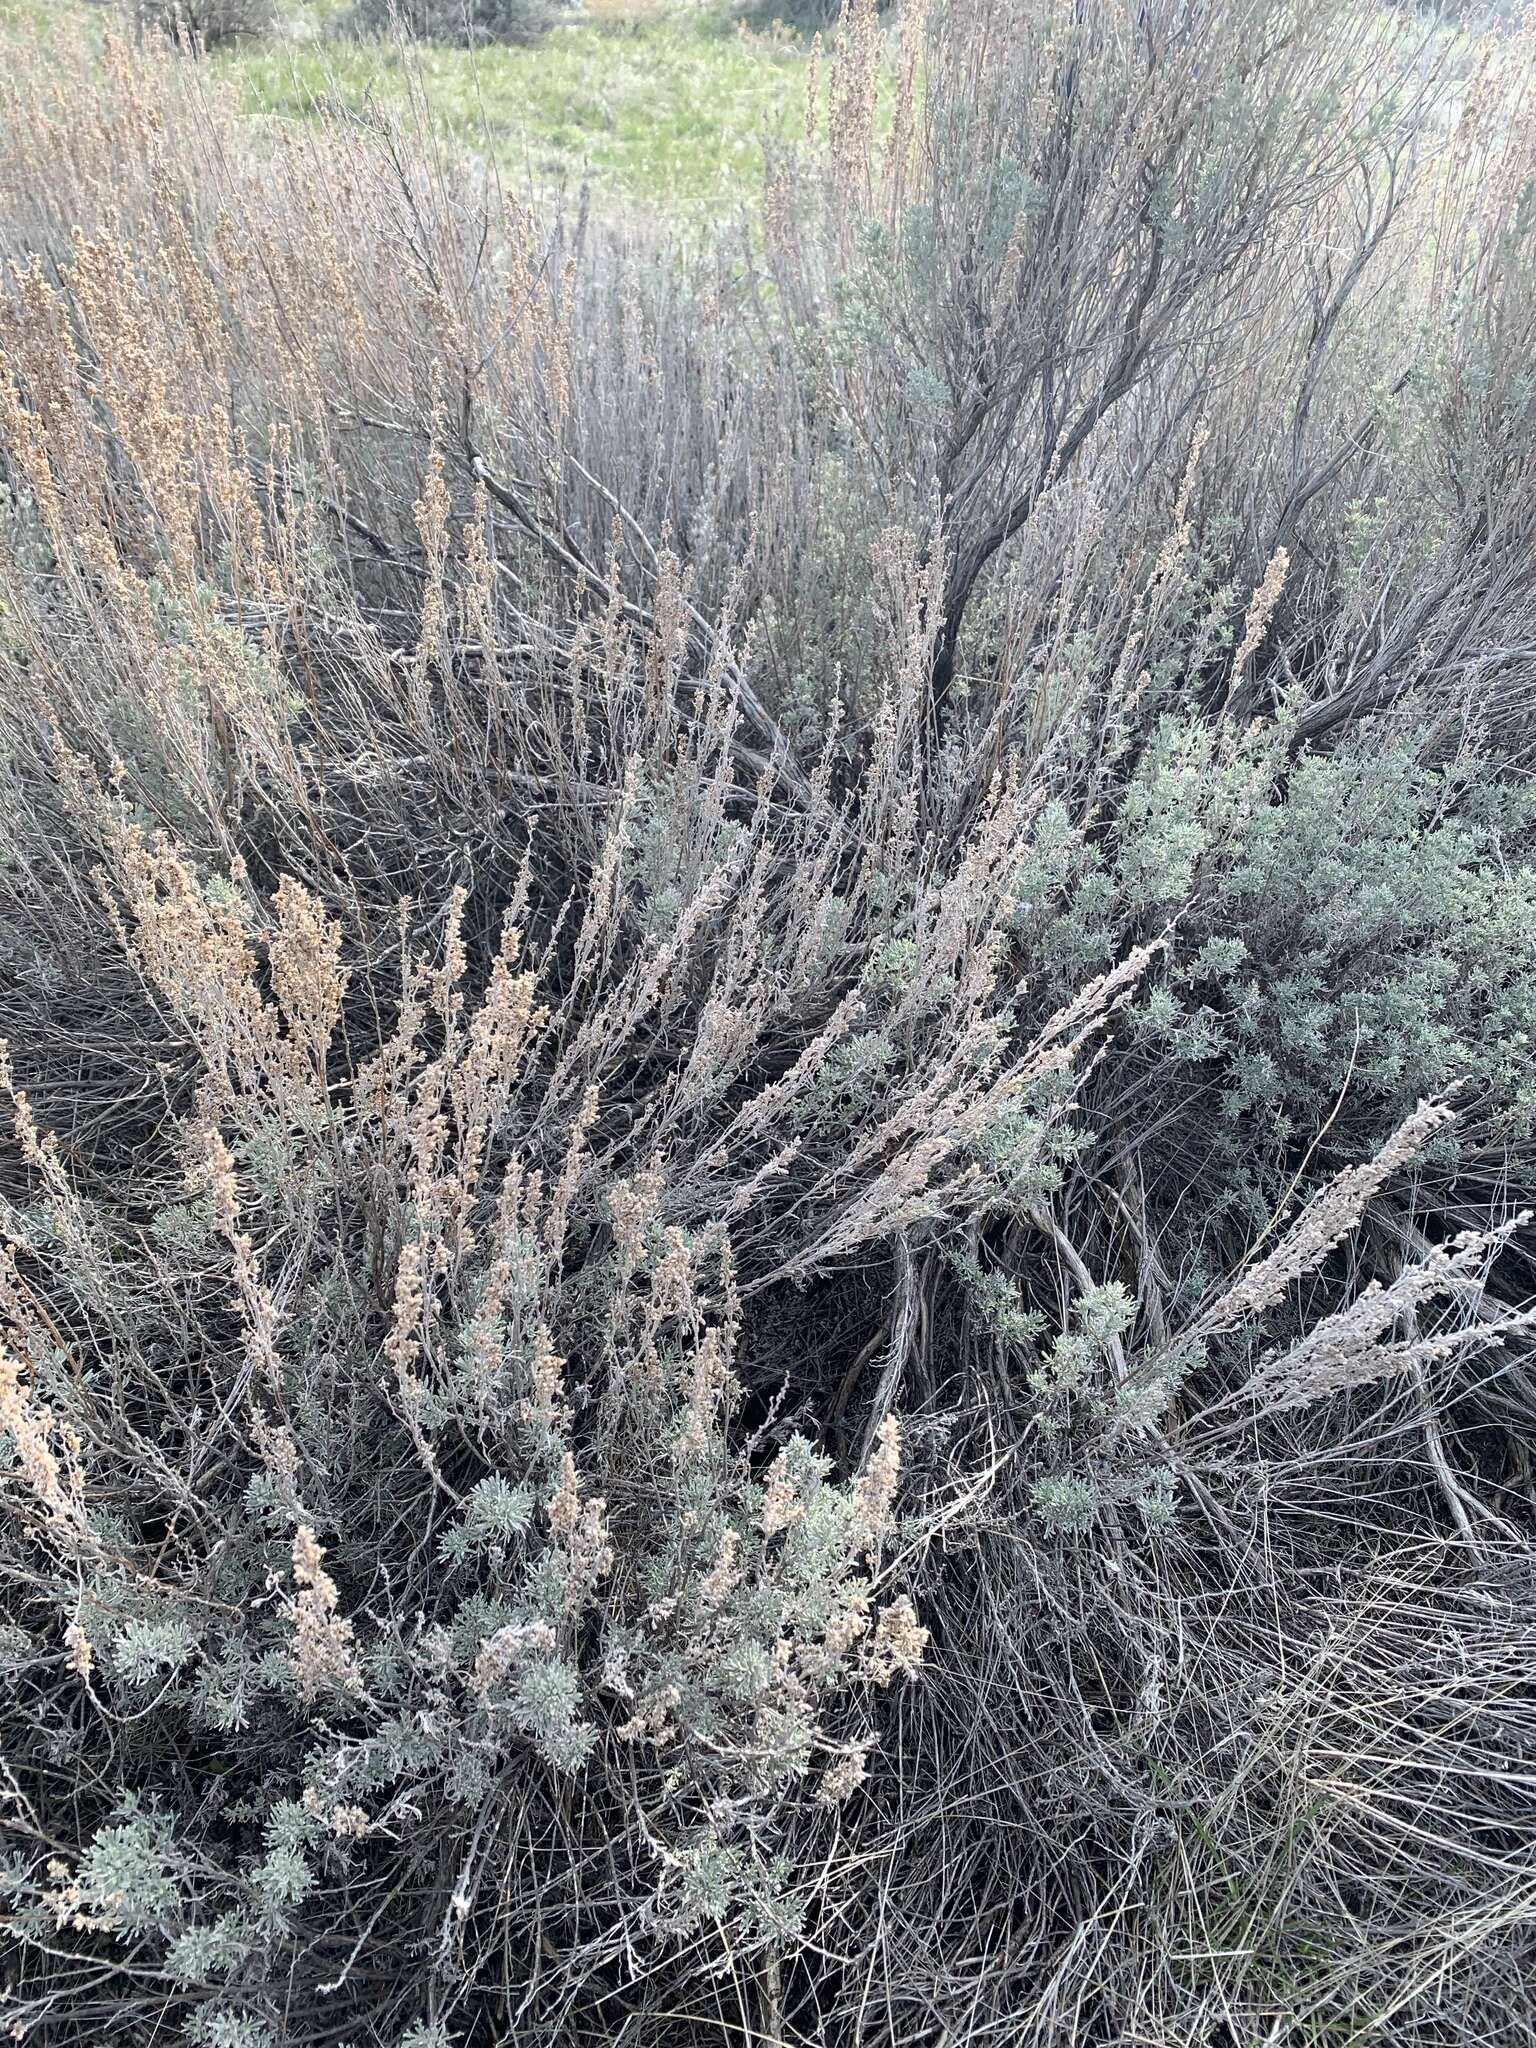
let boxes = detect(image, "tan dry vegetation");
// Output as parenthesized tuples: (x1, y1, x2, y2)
(3, 4, 1536, 2045)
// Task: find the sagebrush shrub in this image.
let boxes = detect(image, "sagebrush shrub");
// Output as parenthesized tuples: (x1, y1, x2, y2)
(131, 0, 275, 44)
(3, 2, 1536, 2043)
(344, 0, 565, 44)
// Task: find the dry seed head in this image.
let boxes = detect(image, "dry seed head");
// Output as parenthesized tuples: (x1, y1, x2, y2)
(198, 1123, 241, 1243)
(472, 1620, 557, 1703)
(827, 0, 883, 211)
(548, 1451, 583, 1539)
(608, 1166, 665, 1278)
(1190, 1098, 1456, 1346)
(385, 1237, 428, 1405)
(849, 1414, 902, 1560)
(571, 1498, 615, 1604)
(816, 1740, 872, 1806)
(616, 1684, 681, 1746)
(194, 1125, 284, 1392)
(544, 1085, 600, 1267)
(800, 1581, 872, 1683)
(251, 1405, 300, 1489)
(290, 1525, 362, 1702)
(760, 1448, 805, 1539)
(1250, 1215, 1536, 1416)
(0, 1329, 80, 1528)
(699, 1526, 741, 1609)
(868, 1595, 928, 1685)
(0, 1040, 67, 1191)
(648, 1227, 698, 1325)
(302, 1788, 371, 1840)
(1228, 547, 1290, 688)
(523, 1323, 571, 1435)
(676, 1327, 734, 1461)
(1154, 419, 1211, 582)
(63, 1622, 93, 1680)
(269, 878, 347, 1070)
(547, 1456, 614, 1612)
(884, 0, 927, 212)
(413, 434, 452, 679)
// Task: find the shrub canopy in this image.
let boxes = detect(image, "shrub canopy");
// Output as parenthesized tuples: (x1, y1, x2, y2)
(3, 3, 1536, 2044)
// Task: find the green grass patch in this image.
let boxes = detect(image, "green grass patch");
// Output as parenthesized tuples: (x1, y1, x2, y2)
(222, 5, 814, 217)
(0, 0, 888, 220)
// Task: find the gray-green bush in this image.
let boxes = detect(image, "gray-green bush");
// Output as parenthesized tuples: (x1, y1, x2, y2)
(130, 0, 276, 45)
(3, 1, 1536, 2043)
(344, 0, 566, 46)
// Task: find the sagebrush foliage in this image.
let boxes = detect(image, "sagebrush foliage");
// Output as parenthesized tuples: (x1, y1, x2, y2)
(4, 3, 1536, 2044)
(344, 0, 567, 45)
(130, 0, 276, 45)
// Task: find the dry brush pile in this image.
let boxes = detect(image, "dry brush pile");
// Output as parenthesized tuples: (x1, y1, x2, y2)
(3, 3, 1536, 2043)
